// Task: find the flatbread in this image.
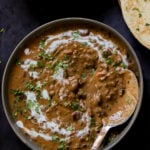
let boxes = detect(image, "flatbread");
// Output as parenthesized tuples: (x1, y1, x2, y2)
(120, 0, 150, 49)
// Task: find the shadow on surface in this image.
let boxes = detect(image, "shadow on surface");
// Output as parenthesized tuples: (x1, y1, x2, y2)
(25, 0, 116, 23)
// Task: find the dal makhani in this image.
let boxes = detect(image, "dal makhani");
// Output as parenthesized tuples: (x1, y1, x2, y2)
(8, 24, 138, 150)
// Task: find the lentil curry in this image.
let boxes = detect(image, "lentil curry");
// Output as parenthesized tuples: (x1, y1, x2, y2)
(8, 23, 138, 150)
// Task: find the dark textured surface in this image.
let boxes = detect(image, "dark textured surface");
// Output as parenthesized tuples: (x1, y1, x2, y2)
(0, 0, 149, 149)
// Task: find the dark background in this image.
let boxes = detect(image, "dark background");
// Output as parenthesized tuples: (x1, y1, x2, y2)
(0, 0, 150, 149)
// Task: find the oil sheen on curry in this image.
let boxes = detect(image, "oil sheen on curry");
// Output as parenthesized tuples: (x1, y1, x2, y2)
(8, 25, 136, 150)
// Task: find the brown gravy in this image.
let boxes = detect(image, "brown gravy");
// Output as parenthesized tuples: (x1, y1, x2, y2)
(8, 25, 136, 150)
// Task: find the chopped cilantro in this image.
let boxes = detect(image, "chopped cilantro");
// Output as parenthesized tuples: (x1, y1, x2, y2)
(14, 58, 21, 65)
(90, 117, 96, 127)
(113, 61, 121, 67)
(80, 73, 86, 79)
(35, 105, 40, 114)
(139, 13, 142, 18)
(82, 42, 88, 46)
(132, 7, 140, 12)
(72, 31, 80, 40)
(37, 60, 44, 68)
(121, 63, 127, 69)
(54, 61, 68, 71)
(67, 125, 74, 131)
(39, 40, 45, 49)
(0, 28, 5, 33)
(71, 101, 81, 111)
(11, 89, 24, 96)
(26, 100, 35, 110)
(29, 64, 35, 71)
(102, 51, 108, 58)
(64, 55, 70, 62)
(145, 23, 150, 26)
(24, 82, 36, 90)
(47, 63, 53, 69)
(38, 51, 54, 61)
(106, 58, 113, 64)
(52, 135, 60, 142)
(57, 141, 66, 150)
(91, 68, 95, 76)
(132, 7, 142, 18)
(13, 107, 22, 117)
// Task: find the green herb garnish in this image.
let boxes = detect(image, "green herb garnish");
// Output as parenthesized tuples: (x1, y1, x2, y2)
(14, 58, 21, 65)
(37, 60, 45, 68)
(26, 100, 35, 110)
(102, 51, 108, 58)
(145, 23, 150, 26)
(82, 42, 88, 46)
(0, 28, 5, 33)
(54, 61, 68, 71)
(132, 7, 142, 18)
(72, 31, 80, 40)
(52, 135, 60, 142)
(80, 73, 86, 79)
(64, 55, 70, 62)
(121, 63, 127, 69)
(113, 61, 122, 67)
(67, 125, 74, 131)
(139, 13, 142, 18)
(71, 101, 81, 111)
(57, 141, 66, 150)
(29, 64, 35, 71)
(90, 117, 96, 127)
(39, 40, 45, 49)
(106, 58, 113, 64)
(24, 82, 36, 90)
(11, 89, 24, 96)
(38, 51, 54, 61)
(91, 68, 95, 76)
(35, 105, 40, 114)
(13, 107, 22, 117)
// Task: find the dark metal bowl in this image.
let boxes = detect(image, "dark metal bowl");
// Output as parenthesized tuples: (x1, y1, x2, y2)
(2, 18, 143, 150)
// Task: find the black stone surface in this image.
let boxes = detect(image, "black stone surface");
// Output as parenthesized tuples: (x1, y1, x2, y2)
(0, 0, 149, 149)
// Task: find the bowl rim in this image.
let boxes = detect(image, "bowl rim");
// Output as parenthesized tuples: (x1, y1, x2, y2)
(2, 17, 143, 150)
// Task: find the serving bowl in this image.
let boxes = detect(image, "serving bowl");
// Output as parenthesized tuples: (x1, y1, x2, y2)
(2, 18, 143, 150)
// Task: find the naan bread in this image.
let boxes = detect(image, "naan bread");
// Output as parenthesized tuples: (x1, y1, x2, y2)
(120, 0, 150, 49)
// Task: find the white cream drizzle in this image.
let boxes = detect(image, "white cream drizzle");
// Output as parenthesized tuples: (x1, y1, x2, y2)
(45, 30, 115, 61)
(21, 59, 39, 79)
(29, 71, 39, 79)
(52, 68, 64, 81)
(24, 91, 72, 137)
(44, 30, 128, 68)
(24, 48, 31, 55)
(25, 91, 46, 123)
(76, 113, 91, 137)
(16, 121, 69, 141)
(21, 59, 37, 71)
(44, 120, 71, 136)
(17, 91, 91, 139)
(41, 89, 50, 100)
